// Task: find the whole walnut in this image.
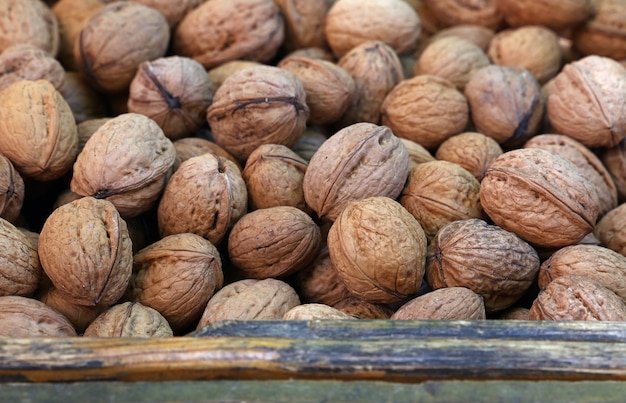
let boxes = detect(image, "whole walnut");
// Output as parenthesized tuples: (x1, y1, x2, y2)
(173, 0, 284, 69)
(294, 246, 353, 306)
(283, 303, 355, 320)
(71, 113, 176, 218)
(428, 24, 495, 52)
(0, 0, 60, 56)
(275, 0, 331, 52)
(303, 123, 409, 222)
(324, 0, 421, 57)
(0, 154, 25, 224)
(206, 65, 309, 162)
(435, 132, 503, 182)
(83, 301, 173, 337)
(332, 296, 394, 319)
(0, 44, 66, 92)
(424, 0, 503, 30)
(426, 219, 540, 313)
(39, 287, 106, 334)
(158, 153, 247, 246)
(547, 55, 626, 148)
(75, 2, 170, 93)
(196, 278, 301, 329)
(128, 56, 215, 140)
(573, 0, 626, 60)
(391, 287, 486, 320)
(380, 74, 469, 150)
(497, 0, 594, 30)
(0, 218, 41, 297)
(0, 80, 78, 181)
(327, 197, 427, 304)
(127, 233, 223, 334)
(0, 295, 76, 337)
(38, 197, 133, 307)
(602, 140, 626, 202)
(480, 148, 600, 248)
(60, 72, 108, 124)
(595, 203, 626, 256)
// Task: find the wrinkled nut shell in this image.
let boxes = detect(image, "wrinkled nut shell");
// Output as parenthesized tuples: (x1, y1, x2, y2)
(497, 0, 594, 30)
(83, 301, 173, 337)
(435, 132, 503, 182)
(0, 44, 66, 92)
(39, 287, 106, 334)
(0, 154, 25, 223)
(173, 137, 241, 172)
(391, 287, 486, 320)
(0, 0, 60, 56)
(595, 203, 626, 257)
(0, 295, 76, 337)
(424, 0, 503, 30)
(295, 246, 353, 306)
(275, 0, 330, 52)
(282, 303, 355, 320)
(0, 218, 41, 297)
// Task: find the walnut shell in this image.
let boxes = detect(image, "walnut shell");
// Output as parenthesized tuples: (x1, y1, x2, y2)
(291, 129, 328, 163)
(332, 296, 394, 319)
(572, 0, 626, 60)
(75, 2, 170, 93)
(547, 55, 626, 148)
(380, 74, 469, 150)
(303, 122, 409, 222)
(206, 65, 309, 162)
(157, 153, 247, 246)
(60, 72, 108, 124)
(0, 79, 78, 181)
(294, 246, 353, 306)
(480, 148, 600, 248)
(38, 197, 133, 307)
(497, 0, 594, 30)
(172, 137, 242, 173)
(39, 287, 106, 334)
(529, 275, 626, 321)
(595, 203, 626, 256)
(275, 0, 330, 52)
(0, 154, 25, 224)
(428, 24, 495, 52)
(0, 0, 60, 56)
(283, 303, 355, 320)
(208, 60, 263, 90)
(0, 44, 66, 92)
(400, 138, 436, 172)
(602, 140, 626, 203)
(424, 0, 503, 30)
(391, 287, 486, 320)
(435, 132, 503, 182)
(426, 218, 540, 313)
(127, 56, 215, 140)
(327, 197, 427, 304)
(173, 0, 284, 69)
(196, 278, 301, 329)
(127, 233, 223, 334)
(0, 218, 41, 297)
(0, 295, 76, 337)
(83, 301, 173, 337)
(71, 113, 176, 218)
(76, 118, 110, 153)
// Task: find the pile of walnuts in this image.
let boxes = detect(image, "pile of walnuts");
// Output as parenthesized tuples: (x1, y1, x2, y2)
(1, 0, 626, 337)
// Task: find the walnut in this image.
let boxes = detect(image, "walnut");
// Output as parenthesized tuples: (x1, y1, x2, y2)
(0, 44, 66, 92)
(60, 72, 108, 124)
(391, 287, 486, 320)
(0, 295, 76, 337)
(294, 246, 352, 306)
(75, 2, 170, 93)
(573, 0, 626, 60)
(131, 0, 203, 28)
(602, 140, 626, 202)
(128, 56, 215, 140)
(423, 0, 503, 30)
(173, 137, 241, 173)
(0, 217, 41, 297)
(83, 301, 173, 337)
(332, 296, 394, 319)
(208, 60, 262, 90)
(71, 113, 176, 218)
(428, 24, 495, 52)
(0, 80, 78, 181)
(158, 153, 247, 246)
(435, 132, 503, 182)
(0, 154, 25, 224)
(76, 118, 110, 153)
(480, 148, 600, 248)
(498, 307, 530, 320)
(275, 0, 331, 52)
(196, 278, 301, 329)
(380, 74, 469, 150)
(206, 65, 309, 162)
(39, 287, 106, 334)
(595, 203, 626, 256)
(497, 0, 594, 30)
(303, 123, 409, 222)
(400, 139, 435, 172)
(426, 218, 540, 313)
(173, 0, 284, 69)
(0, 0, 60, 56)
(127, 233, 223, 334)
(291, 129, 327, 162)
(327, 196, 427, 304)
(38, 197, 133, 307)
(529, 275, 626, 321)
(547, 55, 626, 149)
(283, 303, 355, 320)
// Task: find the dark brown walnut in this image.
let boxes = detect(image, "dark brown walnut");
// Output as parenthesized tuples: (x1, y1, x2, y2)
(173, 137, 241, 172)
(595, 203, 626, 256)
(400, 160, 483, 240)
(413, 37, 490, 92)
(76, 118, 110, 153)
(488, 26, 562, 85)
(529, 275, 626, 321)
(278, 56, 355, 125)
(228, 206, 321, 279)
(127, 233, 223, 334)
(128, 56, 215, 140)
(435, 132, 503, 182)
(424, 0, 503, 30)
(548, 55, 626, 149)
(0, 154, 25, 224)
(337, 40, 404, 125)
(332, 296, 394, 319)
(173, 0, 284, 69)
(400, 139, 436, 172)
(327, 197, 427, 304)
(83, 301, 173, 337)
(573, 0, 626, 60)
(206, 65, 309, 162)
(391, 287, 486, 320)
(283, 303, 355, 320)
(0, 80, 78, 181)
(0, 0, 60, 56)
(0, 44, 66, 92)
(38, 197, 133, 307)
(275, 0, 331, 52)
(480, 148, 600, 248)
(303, 123, 409, 222)
(497, 0, 594, 30)
(60, 72, 108, 124)
(538, 244, 626, 302)
(498, 307, 530, 320)
(426, 219, 540, 313)
(0, 295, 76, 337)
(75, 2, 170, 93)
(602, 140, 626, 202)
(525, 134, 618, 217)
(158, 153, 247, 246)
(0, 218, 41, 297)
(196, 278, 301, 329)
(131, 0, 203, 28)
(243, 144, 309, 212)
(208, 60, 262, 90)
(324, 0, 421, 57)
(464, 65, 545, 148)
(380, 74, 469, 150)
(39, 287, 106, 334)
(428, 24, 495, 52)
(294, 246, 353, 306)
(292, 129, 328, 163)
(71, 113, 176, 218)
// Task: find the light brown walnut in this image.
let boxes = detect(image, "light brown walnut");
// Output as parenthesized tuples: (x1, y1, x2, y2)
(435, 132, 502, 182)
(391, 287, 486, 320)
(0, 218, 41, 297)
(83, 301, 173, 337)
(0, 295, 76, 337)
